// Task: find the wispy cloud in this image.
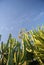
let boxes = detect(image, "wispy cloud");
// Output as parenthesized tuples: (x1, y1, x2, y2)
(0, 26, 14, 31)
(33, 12, 44, 21)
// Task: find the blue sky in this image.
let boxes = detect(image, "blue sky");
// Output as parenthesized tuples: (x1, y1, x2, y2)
(0, 0, 44, 42)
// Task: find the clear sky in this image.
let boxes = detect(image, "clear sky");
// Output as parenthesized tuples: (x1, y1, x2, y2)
(0, 0, 44, 42)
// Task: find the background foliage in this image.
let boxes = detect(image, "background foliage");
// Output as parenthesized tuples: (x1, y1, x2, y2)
(0, 26, 44, 65)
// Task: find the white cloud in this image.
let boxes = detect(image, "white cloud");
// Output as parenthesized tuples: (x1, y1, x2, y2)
(33, 12, 44, 21)
(0, 26, 4, 30)
(0, 26, 9, 33)
(10, 27, 14, 30)
(0, 26, 14, 31)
